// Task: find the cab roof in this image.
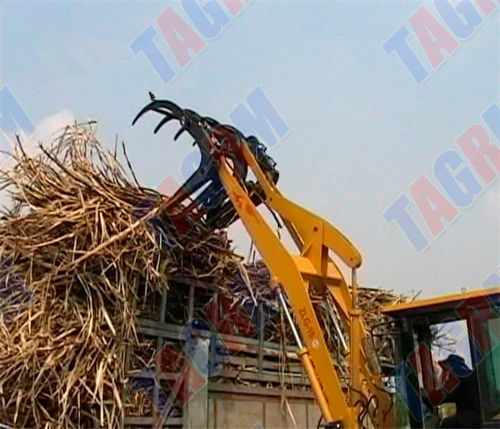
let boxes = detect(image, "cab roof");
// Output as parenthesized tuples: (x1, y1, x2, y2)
(382, 287, 500, 318)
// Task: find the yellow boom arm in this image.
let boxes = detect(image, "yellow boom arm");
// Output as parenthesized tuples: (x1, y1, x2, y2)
(217, 143, 391, 428)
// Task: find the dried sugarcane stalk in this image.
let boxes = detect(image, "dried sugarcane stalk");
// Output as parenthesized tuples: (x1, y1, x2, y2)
(0, 124, 237, 428)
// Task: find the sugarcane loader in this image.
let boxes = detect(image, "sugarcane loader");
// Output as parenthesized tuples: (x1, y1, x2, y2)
(133, 96, 500, 429)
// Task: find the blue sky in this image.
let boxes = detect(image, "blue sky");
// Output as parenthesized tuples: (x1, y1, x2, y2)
(1, 0, 498, 296)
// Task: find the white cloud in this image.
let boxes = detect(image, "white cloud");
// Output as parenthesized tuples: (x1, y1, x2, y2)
(28, 109, 76, 147)
(0, 110, 76, 209)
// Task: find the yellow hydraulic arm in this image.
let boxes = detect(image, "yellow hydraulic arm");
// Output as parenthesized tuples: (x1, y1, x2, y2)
(133, 98, 392, 428)
(216, 142, 392, 428)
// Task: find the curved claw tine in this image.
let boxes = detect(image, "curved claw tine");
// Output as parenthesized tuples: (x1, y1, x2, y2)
(154, 115, 175, 134)
(154, 100, 184, 116)
(132, 99, 184, 126)
(132, 103, 156, 126)
(132, 101, 168, 126)
(174, 126, 188, 141)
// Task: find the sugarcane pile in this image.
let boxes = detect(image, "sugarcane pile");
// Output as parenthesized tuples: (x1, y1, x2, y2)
(0, 124, 237, 428)
(0, 124, 406, 427)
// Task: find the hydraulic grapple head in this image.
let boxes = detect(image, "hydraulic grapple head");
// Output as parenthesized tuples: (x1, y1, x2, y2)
(132, 94, 279, 232)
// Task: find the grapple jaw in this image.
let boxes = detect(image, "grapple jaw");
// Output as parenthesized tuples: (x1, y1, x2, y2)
(133, 95, 279, 232)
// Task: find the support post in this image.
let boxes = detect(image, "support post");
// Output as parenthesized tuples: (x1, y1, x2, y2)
(349, 268, 362, 408)
(154, 288, 168, 427)
(257, 303, 265, 380)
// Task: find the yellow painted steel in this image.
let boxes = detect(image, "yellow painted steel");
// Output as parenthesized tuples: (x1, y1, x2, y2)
(215, 140, 393, 428)
(383, 287, 500, 314)
(298, 347, 334, 423)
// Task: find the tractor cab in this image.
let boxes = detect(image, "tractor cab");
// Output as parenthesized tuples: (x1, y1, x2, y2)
(383, 288, 500, 428)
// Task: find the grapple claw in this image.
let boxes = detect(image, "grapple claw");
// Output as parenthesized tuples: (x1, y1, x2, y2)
(133, 94, 279, 231)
